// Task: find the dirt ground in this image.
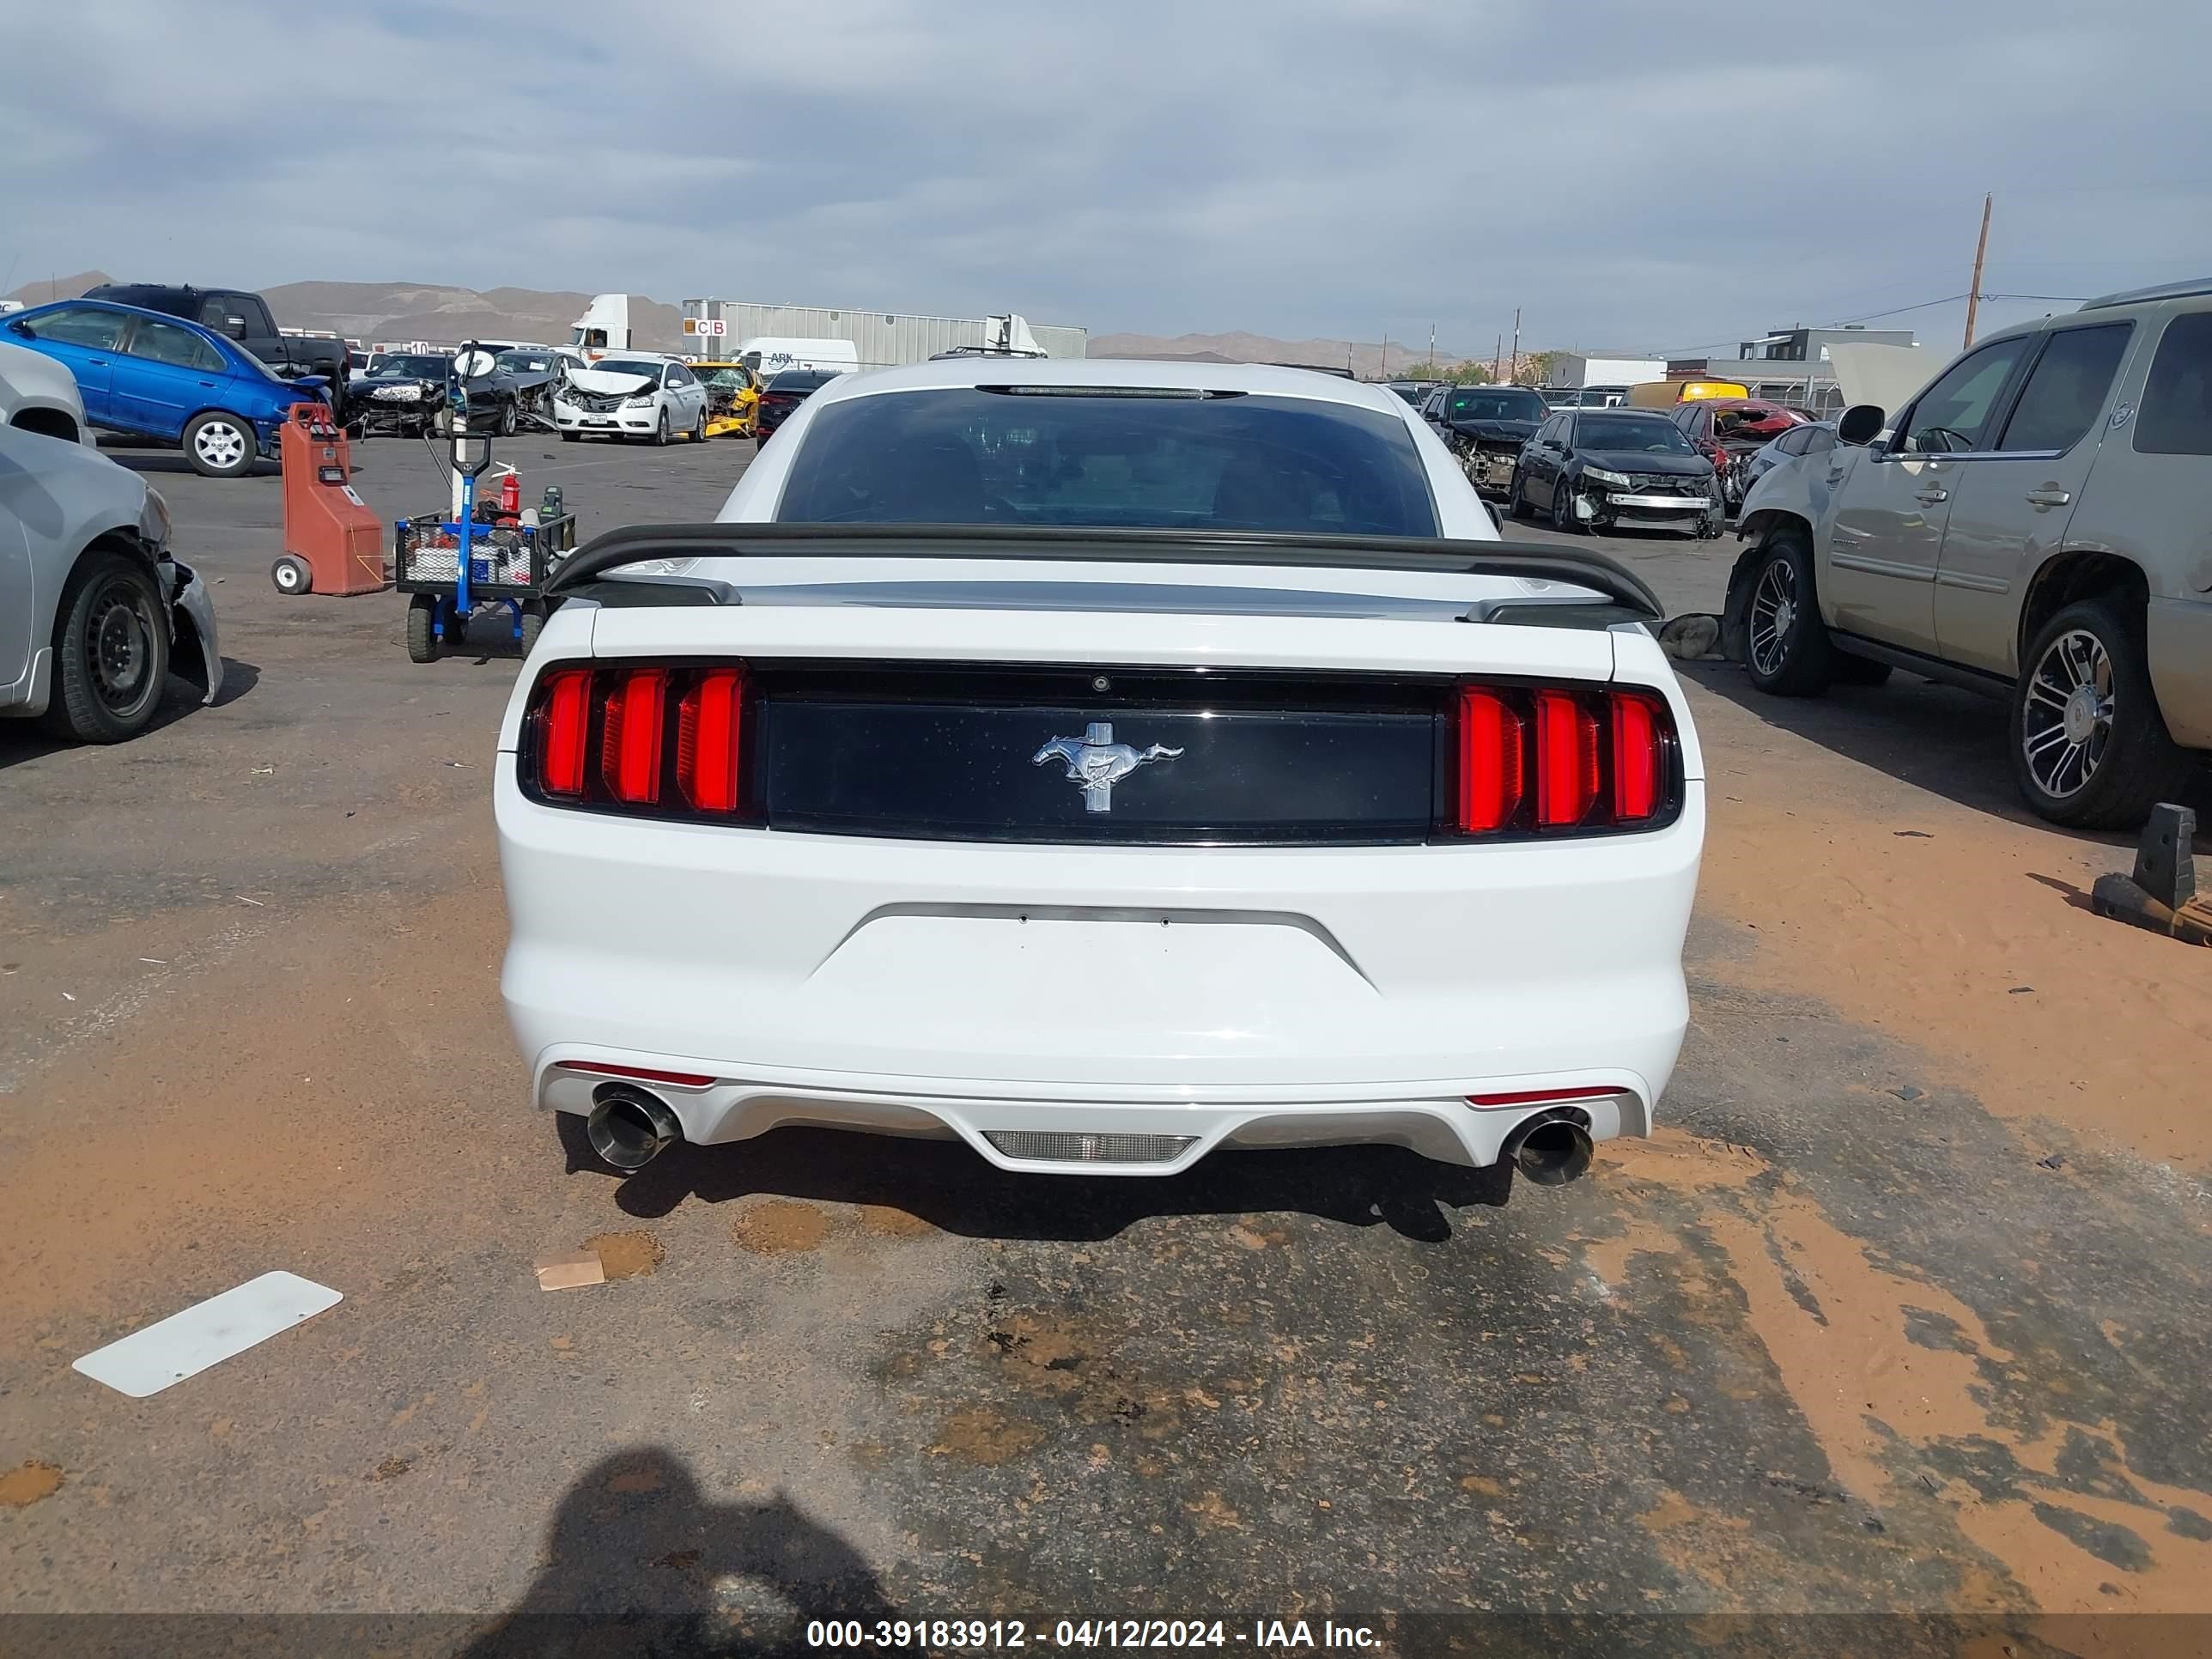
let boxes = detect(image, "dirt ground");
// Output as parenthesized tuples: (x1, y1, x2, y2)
(3, 434, 2209, 1656)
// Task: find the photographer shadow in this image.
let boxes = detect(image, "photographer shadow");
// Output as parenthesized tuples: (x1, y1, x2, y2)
(458, 1447, 919, 1658)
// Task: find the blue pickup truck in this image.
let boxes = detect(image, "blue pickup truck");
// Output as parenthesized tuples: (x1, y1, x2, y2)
(2, 298, 330, 477)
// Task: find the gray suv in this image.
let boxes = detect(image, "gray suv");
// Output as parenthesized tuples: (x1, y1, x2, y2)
(1728, 278, 2212, 827)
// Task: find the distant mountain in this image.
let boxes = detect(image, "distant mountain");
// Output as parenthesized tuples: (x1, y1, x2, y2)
(1088, 330, 1475, 379)
(259, 282, 682, 352)
(4, 270, 113, 305)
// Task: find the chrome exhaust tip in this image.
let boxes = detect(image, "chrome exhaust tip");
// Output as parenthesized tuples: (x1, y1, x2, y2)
(586, 1085, 684, 1172)
(1504, 1109, 1595, 1187)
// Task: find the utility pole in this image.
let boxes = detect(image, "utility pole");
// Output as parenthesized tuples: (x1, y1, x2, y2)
(1962, 192, 1992, 349)
(1508, 307, 1522, 384)
(1492, 334, 1503, 383)
(1428, 321, 1436, 373)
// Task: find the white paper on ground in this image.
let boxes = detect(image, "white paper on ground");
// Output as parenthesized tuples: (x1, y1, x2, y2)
(73, 1272, 343, 1398)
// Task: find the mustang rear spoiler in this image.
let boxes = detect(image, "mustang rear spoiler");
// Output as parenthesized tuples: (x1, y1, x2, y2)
(544, 522, 1665, 623)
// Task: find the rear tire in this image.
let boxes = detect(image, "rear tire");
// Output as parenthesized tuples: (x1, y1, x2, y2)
(2010, 598, 2193, 829)
(692, 407, 708, 443)
(270, 555, 313, 596)
(517, 603, 545, 659)
(405, 595, 440, 664)
(40, 550, 171, 743)
(1741, 529, 1835, 696)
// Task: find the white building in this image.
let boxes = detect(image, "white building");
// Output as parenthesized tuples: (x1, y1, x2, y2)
(681, 300, 1086, 367)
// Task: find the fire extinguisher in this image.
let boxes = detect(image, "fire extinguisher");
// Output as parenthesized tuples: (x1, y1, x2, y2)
(498, 470, 521, 517)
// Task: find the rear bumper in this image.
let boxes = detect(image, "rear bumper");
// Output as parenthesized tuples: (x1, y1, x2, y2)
(496, 769, 1703, 1173)
(2148, 597, 2212, 750)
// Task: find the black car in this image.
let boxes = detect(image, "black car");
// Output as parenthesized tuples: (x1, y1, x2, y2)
(1419, 383, 1547, 495)
(753, 368, 839, 443)
(1507, 408, 1720, 538)
(343, 351, 453, 436)
(84, 283, 349, 414)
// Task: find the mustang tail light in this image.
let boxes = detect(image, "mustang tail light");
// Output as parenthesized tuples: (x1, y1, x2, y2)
(1456, 689, 1524, 833)
(677, 666, 745, 811)
(1452, 683, 1676, 836)
(526, 660, 755, 819)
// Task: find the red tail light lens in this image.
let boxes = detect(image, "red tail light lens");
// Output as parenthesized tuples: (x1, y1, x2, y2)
(600, 667, 669, 805)
(1534, 690, 1601, 827)
(524, 662, 753, 819)
(678, 667, 745, 811)
(1451, 683, 1675, 836)
(1611, 690, 1664, 821)
(1457, 688, 1524, 833)
(535, 667, 591, 797)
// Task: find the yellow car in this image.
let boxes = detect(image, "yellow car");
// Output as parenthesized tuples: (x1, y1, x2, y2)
(692, 362, 762, 437)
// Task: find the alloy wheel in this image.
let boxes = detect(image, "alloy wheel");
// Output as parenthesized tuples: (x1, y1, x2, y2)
(1747, 556, 1799, 678)
(194, 421, 246, 471)
(2021, 628, 2115, 799)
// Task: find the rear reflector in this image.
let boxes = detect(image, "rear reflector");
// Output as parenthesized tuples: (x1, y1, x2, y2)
(554, 1060, 717, 1087)
(536, 668, 591, 797)
(1457, 688, 1524, 833)
(1468, 1085, 1622, 1107)
(599, 667, 669, 805)
(1534, 690, 1601, 827)
(678, 666, 745, 812)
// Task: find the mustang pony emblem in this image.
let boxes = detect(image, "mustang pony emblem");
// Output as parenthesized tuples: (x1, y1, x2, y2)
(1032, 721, 1183, 813)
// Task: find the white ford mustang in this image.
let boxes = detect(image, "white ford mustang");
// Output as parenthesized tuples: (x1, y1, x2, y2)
(495, 359, 1704, 1184)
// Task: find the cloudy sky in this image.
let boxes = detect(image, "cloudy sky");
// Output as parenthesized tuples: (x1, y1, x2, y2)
(4, 0, 2208, 356)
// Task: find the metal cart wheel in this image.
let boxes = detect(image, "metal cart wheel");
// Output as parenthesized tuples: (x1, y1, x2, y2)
(270, 555, 313, 596)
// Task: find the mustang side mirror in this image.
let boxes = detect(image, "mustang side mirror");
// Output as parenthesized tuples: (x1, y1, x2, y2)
(5, 319, 29, 337)
(1837, 404, 1886, 446)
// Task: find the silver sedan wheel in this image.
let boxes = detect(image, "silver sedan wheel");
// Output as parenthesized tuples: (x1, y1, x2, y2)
(1747, 556, 1798, 678)
(193, 419, 247, 471)
(2021, 627, 2114, 799)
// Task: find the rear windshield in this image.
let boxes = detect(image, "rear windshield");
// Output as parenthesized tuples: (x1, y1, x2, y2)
(768, 369, 837, 392)
(1575, 415, 1698, 453)
(775, 388, 1440, 535)
(1446, 387, 1546, 422)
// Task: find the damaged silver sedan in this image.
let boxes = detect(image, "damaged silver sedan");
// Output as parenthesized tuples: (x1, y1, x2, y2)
(0, 410, 223, 744)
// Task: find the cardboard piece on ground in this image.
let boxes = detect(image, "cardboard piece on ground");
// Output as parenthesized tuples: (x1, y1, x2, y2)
(73, 1272, 343, 1398)
(535, 1249, 605, 1291)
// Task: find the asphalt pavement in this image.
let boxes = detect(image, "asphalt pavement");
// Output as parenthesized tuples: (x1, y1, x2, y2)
(3, 434, 2209, 1656)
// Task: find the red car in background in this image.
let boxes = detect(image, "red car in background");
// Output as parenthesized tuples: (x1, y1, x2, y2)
(1668, 398, 1808, 514)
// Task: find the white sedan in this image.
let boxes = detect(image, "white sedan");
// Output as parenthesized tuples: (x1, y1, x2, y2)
(551, 354, 709, 445)
(495, 360, 1704, 1184)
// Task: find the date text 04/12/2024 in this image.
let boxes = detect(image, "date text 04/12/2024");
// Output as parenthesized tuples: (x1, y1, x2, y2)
(804, 1620, 1383, 1651)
